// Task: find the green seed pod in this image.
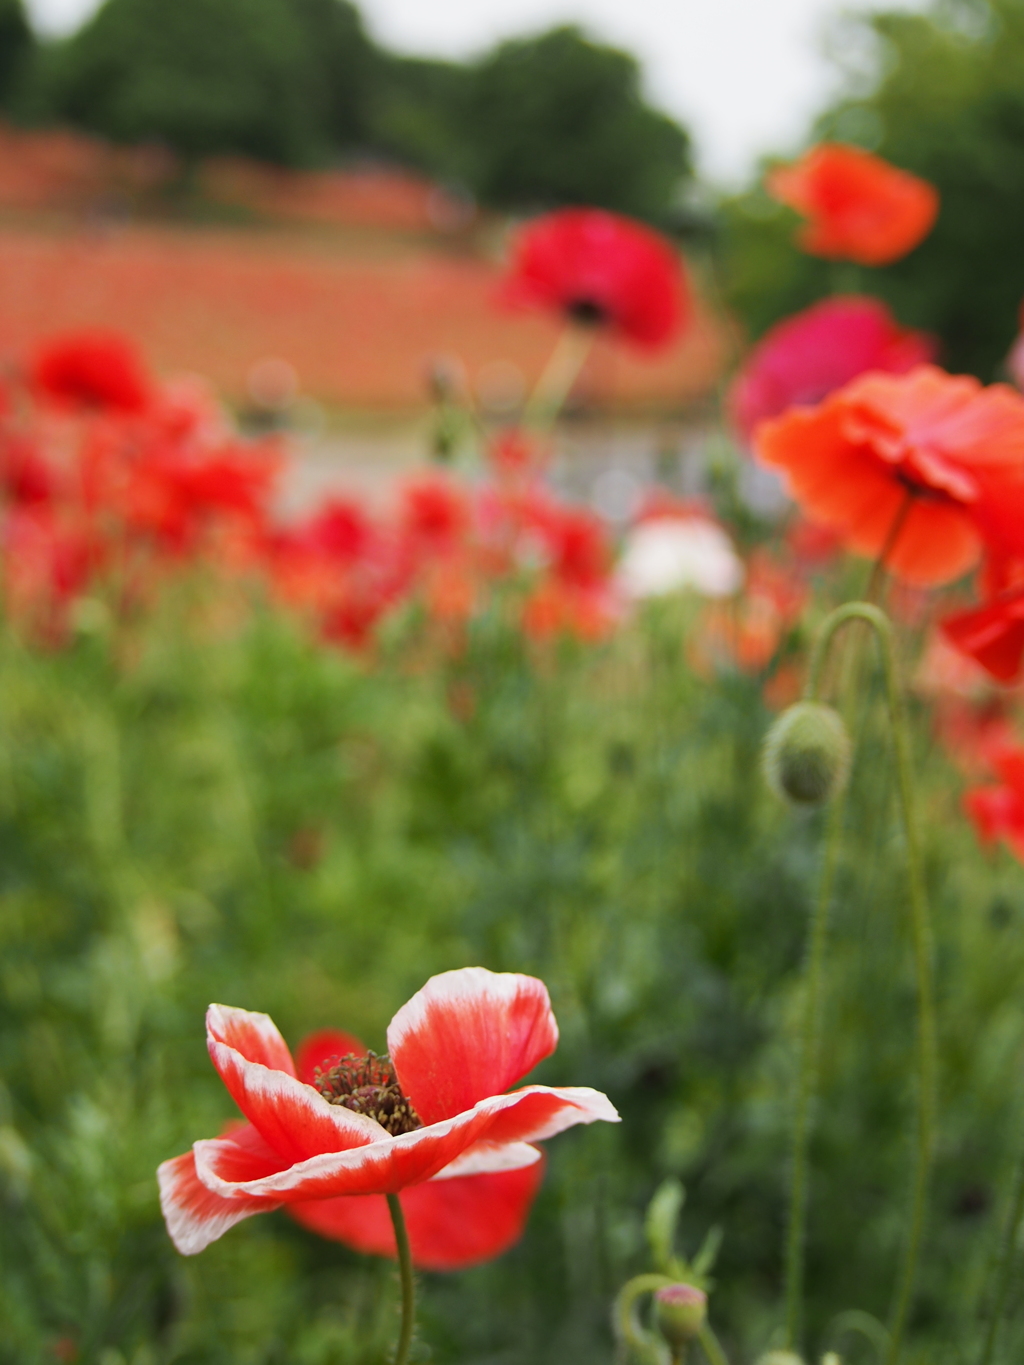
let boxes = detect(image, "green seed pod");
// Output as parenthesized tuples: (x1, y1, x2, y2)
(763, 701, 851, 805)
(653, 1284, 707, 1350)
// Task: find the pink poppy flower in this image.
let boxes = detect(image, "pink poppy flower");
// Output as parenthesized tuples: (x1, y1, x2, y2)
(730, 295, 936, 441)
(158, 968, 618, 1260)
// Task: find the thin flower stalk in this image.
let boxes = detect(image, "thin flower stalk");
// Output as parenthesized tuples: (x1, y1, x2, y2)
(977, 1134, 1024, 1365)
(387, 1193, 416, 1365)
(802, 603, 937, 1365)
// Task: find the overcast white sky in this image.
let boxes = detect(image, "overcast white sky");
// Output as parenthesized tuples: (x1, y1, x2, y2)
(25, 0, 925, 185)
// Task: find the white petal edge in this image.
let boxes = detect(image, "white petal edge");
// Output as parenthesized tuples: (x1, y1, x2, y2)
(386, 966, 558, 1055)
(192, 1083, 619, 1201)
(158, 1155, 279, 1257)
(430, 1141, 542, 1180)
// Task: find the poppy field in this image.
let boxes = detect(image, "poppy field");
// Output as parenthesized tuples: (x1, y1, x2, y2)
(6, 154, 1024, 1365)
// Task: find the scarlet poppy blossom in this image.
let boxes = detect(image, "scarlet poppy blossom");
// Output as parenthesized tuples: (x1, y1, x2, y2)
(285, 1028, 544, 1269)
(730, 296, 936, 441)
(754, 366, 1024, 587)
(767, 143, 939, 266)
(30, 330, 152, 413)
(943, 588, 1024, 684)
(964, 747, 1024, 861)
(158, 967, 618, 1259)
(500, 207, 688, 349)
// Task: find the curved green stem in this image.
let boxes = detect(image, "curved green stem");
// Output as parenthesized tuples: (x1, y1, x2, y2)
(697, 1322, 730, 1365)
(387, 1193, 416, 1365)
(806, 603, 937, 1365)
(614, 1273, 673, 1365)
(784, 788, 846, 1347)
(978, 1136, 1024, 1365)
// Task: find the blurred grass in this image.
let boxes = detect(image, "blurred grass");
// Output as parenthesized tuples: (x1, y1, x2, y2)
(2, 576, 1024, 1364)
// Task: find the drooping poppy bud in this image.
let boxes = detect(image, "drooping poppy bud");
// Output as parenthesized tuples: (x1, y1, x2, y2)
(763, 701, 851, 805)
(654, 1284, 707, 1350)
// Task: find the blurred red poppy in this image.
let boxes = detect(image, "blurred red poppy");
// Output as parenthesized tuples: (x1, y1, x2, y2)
(30, 330, 152, 413)
(943, 588, 1024, 684)
(500, 207, 688, 349)
(965, 747, 1024, 860)
(754, 366, 1024, 587)
(730, 296, 936, 441)
(767, 144, 939, 266)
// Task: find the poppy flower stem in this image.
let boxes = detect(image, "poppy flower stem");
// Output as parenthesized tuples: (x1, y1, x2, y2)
(801, 602, 937, 1365)
(386, 1193, 416, 1365)
(977, 1132, 1024, 1365)
(864, 489, 915, 605)
(525, 324, 596, 431)
(783, 786, 845, 1350)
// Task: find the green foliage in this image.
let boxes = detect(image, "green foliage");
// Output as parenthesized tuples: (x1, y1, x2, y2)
(368, 27, 693, 222)
(48, 0, 376, 164)
(718, 0, 1024, 379)
(2, 576, 1024, 1362)
(459, 26, 691, 222)
(35, 1, 691, 217)
(0, 0, 34, 110)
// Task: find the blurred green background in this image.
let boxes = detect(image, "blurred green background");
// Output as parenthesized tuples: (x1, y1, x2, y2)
(2, 564, 1024, 1364)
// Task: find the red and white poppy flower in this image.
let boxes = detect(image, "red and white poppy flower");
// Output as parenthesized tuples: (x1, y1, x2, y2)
(158, 968, 618, 1264)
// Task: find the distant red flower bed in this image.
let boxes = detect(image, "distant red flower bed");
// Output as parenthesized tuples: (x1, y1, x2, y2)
(0, 224, 723, 412)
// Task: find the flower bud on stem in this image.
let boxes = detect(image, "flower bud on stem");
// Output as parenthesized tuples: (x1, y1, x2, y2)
(779, 604, 936, 1365)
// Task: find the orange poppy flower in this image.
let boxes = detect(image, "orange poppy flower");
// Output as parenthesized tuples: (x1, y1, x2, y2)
(754, 366, 1024, 587)
(767, 143, 939, 266)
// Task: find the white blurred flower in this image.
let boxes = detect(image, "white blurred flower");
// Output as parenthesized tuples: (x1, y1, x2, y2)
(617, 516, 745, 600)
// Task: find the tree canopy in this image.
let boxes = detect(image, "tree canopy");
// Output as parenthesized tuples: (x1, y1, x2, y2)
(719, 0, 1024, 379)
(32, 0, 692, 222)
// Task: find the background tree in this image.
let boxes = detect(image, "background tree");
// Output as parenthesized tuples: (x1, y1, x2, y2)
(718, 0, 1024, 379)
(462, 27, 691, 224)
(0, 0, 34, 111)
(49, 0, 374, 165)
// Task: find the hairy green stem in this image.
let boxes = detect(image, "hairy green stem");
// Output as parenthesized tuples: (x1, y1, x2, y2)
(783, 788, 846, 1347)
(806, 603, 937, 1365)
(387, 1193, 415, 1365)
(978, 1136, 1024, 1365)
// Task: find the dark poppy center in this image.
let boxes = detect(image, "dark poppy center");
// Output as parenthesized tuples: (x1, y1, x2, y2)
(565, 297, 608, 327)
(314, 1051, 422, 1135)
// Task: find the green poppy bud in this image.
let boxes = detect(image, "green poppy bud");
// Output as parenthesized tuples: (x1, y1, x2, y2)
(763, 701, 851, 805)
(755, 1353, 805, 1365)
(654, 1284, 707, 1349)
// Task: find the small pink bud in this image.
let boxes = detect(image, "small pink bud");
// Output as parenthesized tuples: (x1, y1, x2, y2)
(654, 1283, 707, 1348)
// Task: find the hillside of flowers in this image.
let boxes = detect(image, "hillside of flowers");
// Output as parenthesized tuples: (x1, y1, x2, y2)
(6, 150, 1024, 1365)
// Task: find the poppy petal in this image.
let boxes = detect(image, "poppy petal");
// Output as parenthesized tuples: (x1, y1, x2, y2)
(206, 1006, 385, 1162)
(944, 597, 1024, 683)
(207, 1003, 297, 1076)
(287, 1157, 547, 1271)
(192, 1084, 618, 1203)
(387, 967, 559, 1124)
(158, 1146, 281, 1257)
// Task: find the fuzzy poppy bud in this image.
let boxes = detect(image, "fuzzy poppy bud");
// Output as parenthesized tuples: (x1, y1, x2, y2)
(755, 1353, 806, 1365)
(763, 701, 851, 805)
(654, 1284, 707, 1349)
